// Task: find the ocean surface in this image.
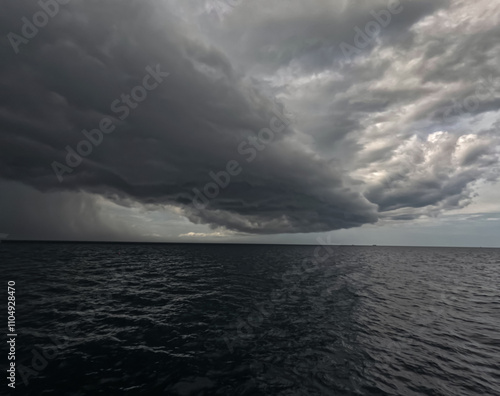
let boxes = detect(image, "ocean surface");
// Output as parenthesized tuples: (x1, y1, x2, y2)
(1, 243, 499, 395)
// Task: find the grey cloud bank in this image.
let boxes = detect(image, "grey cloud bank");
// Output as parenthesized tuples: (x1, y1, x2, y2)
(0, 0, 499, 242)
(51, 64, 169, 182)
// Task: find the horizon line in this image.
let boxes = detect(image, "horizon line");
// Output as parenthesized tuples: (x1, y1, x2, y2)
(0, 240, 498, 249)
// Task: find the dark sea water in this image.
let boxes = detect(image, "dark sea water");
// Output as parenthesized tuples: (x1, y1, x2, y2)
(1, 243, 499, 395)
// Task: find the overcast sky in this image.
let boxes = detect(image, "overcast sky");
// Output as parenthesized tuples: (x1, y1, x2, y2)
(1, 0, 499, 246)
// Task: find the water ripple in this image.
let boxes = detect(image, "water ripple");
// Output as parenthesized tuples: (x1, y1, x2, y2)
(1, 244, 499, 395)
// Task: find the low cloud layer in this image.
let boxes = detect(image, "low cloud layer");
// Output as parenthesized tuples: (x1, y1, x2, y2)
(0, 0, 499, 239)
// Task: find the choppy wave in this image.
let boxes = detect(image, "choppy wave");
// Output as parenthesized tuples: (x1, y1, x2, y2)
(1, 244, 499, 395)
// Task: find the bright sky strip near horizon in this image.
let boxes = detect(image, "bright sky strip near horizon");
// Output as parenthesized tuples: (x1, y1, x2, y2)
(0, 0, 499, 247)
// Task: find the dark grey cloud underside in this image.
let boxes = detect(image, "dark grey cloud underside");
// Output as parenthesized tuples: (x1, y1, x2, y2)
(0, 0, 378, 235)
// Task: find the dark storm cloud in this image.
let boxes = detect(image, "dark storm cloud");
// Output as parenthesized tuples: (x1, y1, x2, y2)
(1, 0, 499, 239)
(0, 0, 378, 236)
(241, 0, 500, 221)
